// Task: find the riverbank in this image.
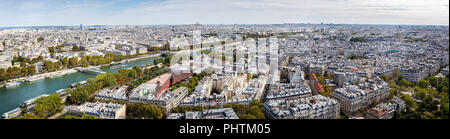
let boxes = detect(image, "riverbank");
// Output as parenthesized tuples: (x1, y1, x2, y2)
(0, 55, 163, 116)
(44, 69, 78, 78)
(2, 53, 162, 85)
(2, 69, 78, 86)
(109, 53, 161, 65)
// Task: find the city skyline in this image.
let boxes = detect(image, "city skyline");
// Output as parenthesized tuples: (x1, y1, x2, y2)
(0, 0, 448, 27)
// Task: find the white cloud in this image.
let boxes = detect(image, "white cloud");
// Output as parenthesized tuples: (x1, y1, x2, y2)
(0, 0, 448, 26)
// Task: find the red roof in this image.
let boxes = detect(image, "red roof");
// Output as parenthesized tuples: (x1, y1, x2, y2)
(315, 82, 324, 92)
(147, 73, 172, 84)
(368, 108, 386, 117)
(310, 73, 317, 80)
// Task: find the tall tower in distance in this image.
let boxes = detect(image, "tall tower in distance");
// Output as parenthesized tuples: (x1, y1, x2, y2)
(395, 25, 402, 41)
(80, 24, 83, 30)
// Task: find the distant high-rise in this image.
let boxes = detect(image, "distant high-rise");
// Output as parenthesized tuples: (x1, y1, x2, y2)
(395, 25, 402, 41)
(80, 24, 83, 30)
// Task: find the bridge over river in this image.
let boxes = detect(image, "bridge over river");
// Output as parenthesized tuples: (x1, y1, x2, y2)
(75, 67, 106, 75)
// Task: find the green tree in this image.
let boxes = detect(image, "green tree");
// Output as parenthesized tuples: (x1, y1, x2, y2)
(22, 113, 40, 119)
(69, 57, 79, 68)
(381, 74, 388, 81)
(6, 67, 20, 78)
(442, 103, 449, 118)
(48, 47, 55, 57)
(418, 96, 438, 113)
(389, 88, 399, 96)
(247, 105, 265, 119)
(415, 88, 427, 100)
(242, 114, 257, 119)
(127, 103, 166, 119)
(60, 115, 79, 119)
(128, 69, 137, 78)
(96, 73, 117, 87)
(80, 114, 99, 119)
(114, 54, 124, 62)
(350, 37, 365, 42)
(60, 114, 98, 119)
(401, 95, 416, 110)
(69, 91, 89, 104)
(400, 79, 410, 87)
(418, 80, 429, 88)
(322, 85, 333, 97)
(80, 56, 89, 67)
(31, 93, 63, 118)
(26, 65, 36, 75)
(133, 66, 142, 74)
(62, 57, 69, 68)
(250, 100, 264, 107)
(20, 62, 27, 67)
(428, 76, 438, 88)
(43, 61, 54, 72)
(317, 75, 325, 85)
(30, 56, 43, 64)
(54, 61, 62, 70)
(19, 66, 28, 77)
(72, 45, 81, 52)
(398, 74, 404, 82)
(164, 55, 173, 65)
(224, 100, 266, 119)
(37, 37, 44, 42)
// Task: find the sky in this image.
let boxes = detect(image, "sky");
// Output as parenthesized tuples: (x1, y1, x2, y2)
(0, 0, 448, 27)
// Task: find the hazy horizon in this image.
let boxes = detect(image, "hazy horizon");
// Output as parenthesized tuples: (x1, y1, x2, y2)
(1, 23, 449, 28)
(0, 0, 448, 27)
